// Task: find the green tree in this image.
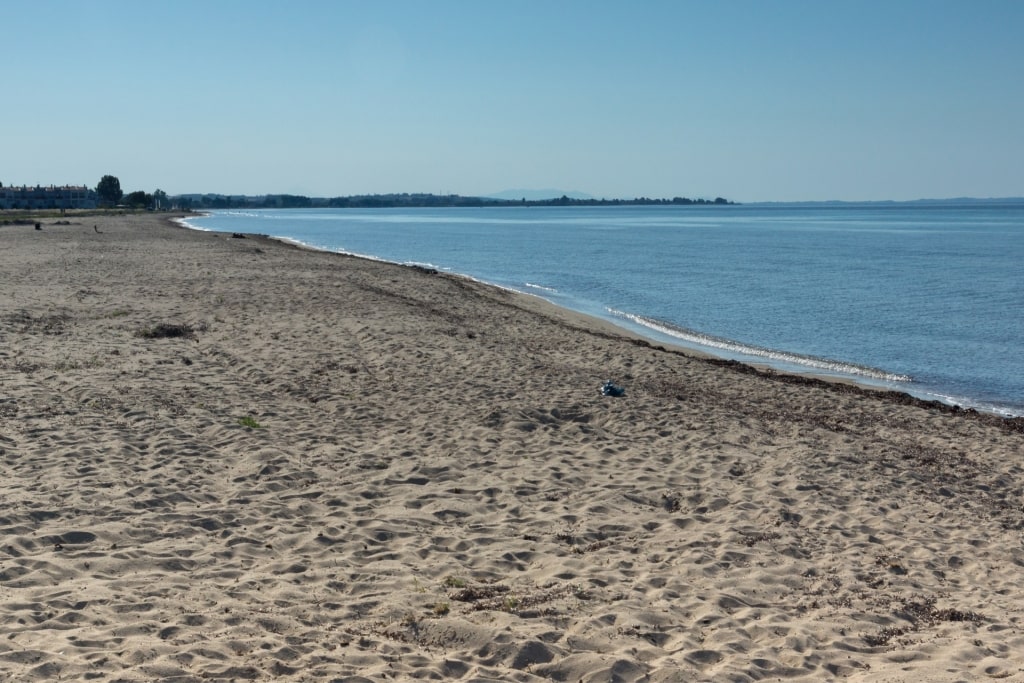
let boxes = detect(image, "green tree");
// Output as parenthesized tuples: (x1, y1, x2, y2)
(96, 175, 123, 205)
(124, 190, 152, 208)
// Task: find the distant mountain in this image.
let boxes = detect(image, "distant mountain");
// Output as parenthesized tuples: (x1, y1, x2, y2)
(486, 189, 595, 201)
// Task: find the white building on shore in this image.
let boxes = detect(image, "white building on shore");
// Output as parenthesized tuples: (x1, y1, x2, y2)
(0, 184, 98, 210)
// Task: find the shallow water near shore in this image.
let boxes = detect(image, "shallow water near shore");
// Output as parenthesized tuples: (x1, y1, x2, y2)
(185, 203, 1024, 416)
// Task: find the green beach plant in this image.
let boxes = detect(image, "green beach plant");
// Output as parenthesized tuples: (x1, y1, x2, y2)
(443, 575, 467, 589)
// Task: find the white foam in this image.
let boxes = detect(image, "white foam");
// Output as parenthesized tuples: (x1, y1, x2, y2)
(525, 282, 558, 293)
(609, 309, 912, 383)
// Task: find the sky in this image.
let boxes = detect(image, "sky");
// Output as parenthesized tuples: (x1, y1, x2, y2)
(3, 1, 1023, 202)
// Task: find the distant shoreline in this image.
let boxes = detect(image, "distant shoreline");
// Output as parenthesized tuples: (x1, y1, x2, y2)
(745, 197, 1024, 207)
(7, 196, 1021, 218)
(170, 192, 735, 211)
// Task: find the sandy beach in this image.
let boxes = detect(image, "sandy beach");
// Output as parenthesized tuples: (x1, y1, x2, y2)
(2, 213, 1023, 682)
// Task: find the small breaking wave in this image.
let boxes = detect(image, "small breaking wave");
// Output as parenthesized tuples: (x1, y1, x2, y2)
(609, 309, 912, 383)
(525, 282, 558, 293)
(910, 389, 1024, 418)
(173, 215, 213, 231)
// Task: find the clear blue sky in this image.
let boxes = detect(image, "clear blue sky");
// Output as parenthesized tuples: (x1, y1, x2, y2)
(3, 1, 1022, 202)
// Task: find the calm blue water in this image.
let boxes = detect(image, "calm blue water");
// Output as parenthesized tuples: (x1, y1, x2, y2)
(183, 204, 1024, 416)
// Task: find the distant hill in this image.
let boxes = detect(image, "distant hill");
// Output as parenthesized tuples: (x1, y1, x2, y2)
(486, 189, 595, 201)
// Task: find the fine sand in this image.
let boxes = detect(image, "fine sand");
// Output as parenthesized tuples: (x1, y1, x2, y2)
(2, 213, 1023, 682)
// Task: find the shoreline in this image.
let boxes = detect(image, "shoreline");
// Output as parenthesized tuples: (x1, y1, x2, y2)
(175, 212, 1022, 422)
(3, 213, 1023, 680)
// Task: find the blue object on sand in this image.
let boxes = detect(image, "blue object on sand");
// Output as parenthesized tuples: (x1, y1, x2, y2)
(601, 380, 625, 397)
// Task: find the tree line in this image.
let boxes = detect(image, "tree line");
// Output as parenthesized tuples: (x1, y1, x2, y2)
(92, 176, 735, 211)
(96, 175, 168, 210)
(174, 192, 735, 210)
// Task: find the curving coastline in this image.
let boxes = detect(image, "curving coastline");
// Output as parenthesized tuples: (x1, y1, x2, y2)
(178, 206, 1024, 418)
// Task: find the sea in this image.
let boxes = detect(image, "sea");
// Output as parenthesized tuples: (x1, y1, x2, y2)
(181, 203, 1024, 417)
